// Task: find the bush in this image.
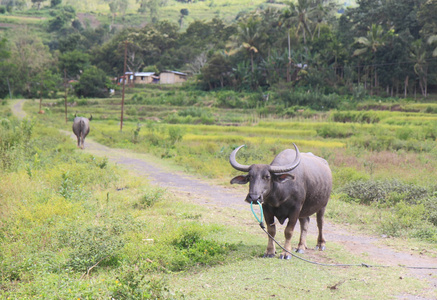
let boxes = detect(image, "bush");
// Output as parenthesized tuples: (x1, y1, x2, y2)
(111, 269, 183, 299)
(133, 188, 164, 209)
(61, 224, 125, 272)
(331, 111, 380, 123)
(0, 119, 34, 171)
(317, 124, 354, 138)
(75, 66, 110, 98)
(169, 227, 234, 270)
(340, 179, 428, 205)
(422, 196, 437, 226)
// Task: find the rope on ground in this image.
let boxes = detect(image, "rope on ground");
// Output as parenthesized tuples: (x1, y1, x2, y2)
(250, 202, 437, 270)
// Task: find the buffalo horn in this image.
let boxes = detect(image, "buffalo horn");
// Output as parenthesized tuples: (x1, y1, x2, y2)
(269, 143, 301, 173)
(229, 145, 251, 172)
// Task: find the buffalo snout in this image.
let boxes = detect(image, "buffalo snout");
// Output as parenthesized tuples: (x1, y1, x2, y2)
(246, 194, 263, 203)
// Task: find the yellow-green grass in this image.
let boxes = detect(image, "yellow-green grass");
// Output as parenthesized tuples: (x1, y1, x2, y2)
(0, 15, 46, 25)
(182, 133, 345, 148)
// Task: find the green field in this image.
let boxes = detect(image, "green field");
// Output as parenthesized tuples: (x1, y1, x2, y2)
(1, 92, 436, 298)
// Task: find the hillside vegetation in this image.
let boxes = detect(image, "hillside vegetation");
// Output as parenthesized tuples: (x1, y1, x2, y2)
(0, 0, 435, 102)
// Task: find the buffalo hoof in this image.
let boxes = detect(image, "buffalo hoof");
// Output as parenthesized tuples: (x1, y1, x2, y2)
(315, 245, 326, 251)
(295, 248, 305, 254)
(263, 254, 275, 258)
(279, 254, 292, 260)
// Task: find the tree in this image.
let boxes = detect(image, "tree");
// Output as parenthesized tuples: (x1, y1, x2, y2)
(0, 38, 13, 99)
(311, 0, 338, 39)
(137, 0, 162, 22)
(31, 0, 46, 10)
(10, 27, 54, 98)
(428, 35, 437, 57)
(32, 70, 60, 112)
(47, 5, 76, 33)
(201, 53, 232, 89)
(285, 0, 313, 44)
(353, 24, 392, 92)
(107, 0, 128, 26)
(179, 8, 189, 28)
(75, 66, 110, 98)
(50, 0, 61, 7)
(58, 50, 91, 80)
(226, 16, 265, 73)
(410, 39, 428, 96)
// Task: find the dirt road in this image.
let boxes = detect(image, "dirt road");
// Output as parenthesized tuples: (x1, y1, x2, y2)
(11, 100, 437, 298)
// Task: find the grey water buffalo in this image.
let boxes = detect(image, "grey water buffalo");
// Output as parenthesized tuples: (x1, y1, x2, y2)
(72, 115, 92, 149)
(229, 144, 332, 259)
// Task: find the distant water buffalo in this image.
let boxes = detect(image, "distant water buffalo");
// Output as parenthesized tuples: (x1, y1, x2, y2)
(72, 115, 92, 149)
(229, 144, 332, 259)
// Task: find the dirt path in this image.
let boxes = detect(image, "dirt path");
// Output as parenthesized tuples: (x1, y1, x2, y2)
(11, 100, 437, 298)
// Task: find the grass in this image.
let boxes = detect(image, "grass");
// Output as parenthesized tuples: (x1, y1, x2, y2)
(21, 94, 437, 246)
(168, 259, 426, 299)
(2, 94, 436, 298)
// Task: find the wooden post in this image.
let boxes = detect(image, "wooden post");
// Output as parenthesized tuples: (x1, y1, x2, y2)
(287, 31, 291, 82)
(64, 69, 68, 123)
(120, 41, 127, 132)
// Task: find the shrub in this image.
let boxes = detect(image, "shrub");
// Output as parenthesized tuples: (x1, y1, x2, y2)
(0, 119, 34, 171)
(61, 224, 125, 272)
(422, 196, 437, 226)
(133, 188, 164, 209)
(340, 179, 428, 205)
(331, 111, 380, 123)
(168, 126, 185, 145)
(170, 228, 234, 270)
(317, 124, 354, 138)
(111, 270, 183, 299)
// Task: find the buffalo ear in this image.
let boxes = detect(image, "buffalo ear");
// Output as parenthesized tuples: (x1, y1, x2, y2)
(275, 174, 295, 183)
(230, 175, 249, 185)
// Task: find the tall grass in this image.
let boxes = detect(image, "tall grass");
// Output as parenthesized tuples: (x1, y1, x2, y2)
(2, 97, 436, 298)
(0, 118, 249, 298)
(22, 95, 437, 244)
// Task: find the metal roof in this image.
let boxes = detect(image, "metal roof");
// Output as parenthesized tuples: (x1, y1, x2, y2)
(162, 70, 187, 76)
(125, 72, 155, 76)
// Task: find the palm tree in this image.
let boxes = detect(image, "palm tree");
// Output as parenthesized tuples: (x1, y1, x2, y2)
(293, 0, 313, 44)
(353, 24, 390, 93)
(226, 16, 264, 73)
(410, 39, 428, 97)
(427, 35, 437, 57)
(311, 0, 338, 39)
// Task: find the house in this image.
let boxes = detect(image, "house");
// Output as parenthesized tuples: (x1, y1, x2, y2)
(159, 70, 188, 84)
(122, 72, 157, 85)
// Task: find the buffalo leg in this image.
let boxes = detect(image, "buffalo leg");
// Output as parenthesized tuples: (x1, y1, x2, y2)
(80, 132, 85, 149)
(296, 217, 310, 254)
(263, 210, 276, 258)
(280, 211, 300, 259)
(315, 207, 326, 251)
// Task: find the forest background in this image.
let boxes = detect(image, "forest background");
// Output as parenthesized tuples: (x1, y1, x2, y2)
(0, 0, 436, 103)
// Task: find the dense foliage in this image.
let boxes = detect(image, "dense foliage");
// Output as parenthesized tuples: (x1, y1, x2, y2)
(0, 0, 436, 102)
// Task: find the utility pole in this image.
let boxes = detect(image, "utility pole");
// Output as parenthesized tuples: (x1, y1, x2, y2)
(287, 31, 291, 83)
(64, 69, 68, 123)
(120, 40, 127, 132)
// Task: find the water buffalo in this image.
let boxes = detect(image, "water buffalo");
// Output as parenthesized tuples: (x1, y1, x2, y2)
(72, 114, 92, 149)
(229, 144, 332, 259)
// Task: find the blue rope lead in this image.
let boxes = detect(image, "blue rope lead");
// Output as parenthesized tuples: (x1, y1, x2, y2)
(250, 201, 265, 228)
